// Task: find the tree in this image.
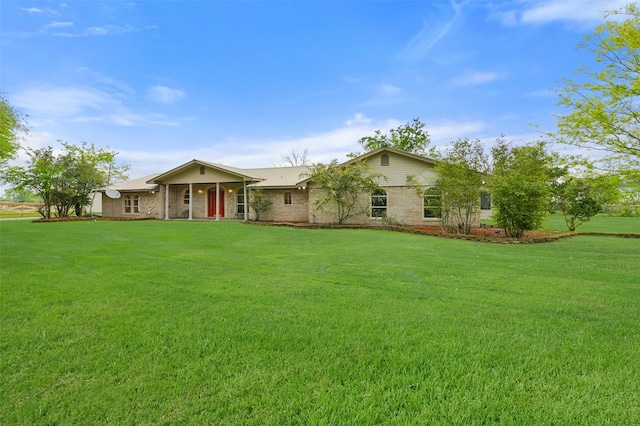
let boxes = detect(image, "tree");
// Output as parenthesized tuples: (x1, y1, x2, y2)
(280, 148, 311, 167)
(352, 117, 436, 157)
(249, 189, 272, 221)
(1, 187, 39, 203)
(60, 141, 129, 215)
(491, 140, 565, 238)
(306, 160, 383, 224)
(435, 138, 489, 235)
(552, 4, 640, 171)
(2, 142, 129, 218)
(553, 175, 619, 231)
(0, 94, 29, 164)
(3, 147, 61, 218)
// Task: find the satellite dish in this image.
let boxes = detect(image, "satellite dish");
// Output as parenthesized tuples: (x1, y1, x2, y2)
(105, 189, 121, 199)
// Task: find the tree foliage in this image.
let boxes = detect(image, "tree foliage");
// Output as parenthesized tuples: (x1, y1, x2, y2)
(307, 160, 383, 224)
(352, 118, 436, 157)
(249, 189, 272, 221)
(491, 140, 565, 238)
(435, 138, 489, 235)
(0, 94, 29, 164)
(553, 175, 620, 231)
(552, 4, 640, 171)
(2, 142, 129, 218)
(1, 187, 39, 203)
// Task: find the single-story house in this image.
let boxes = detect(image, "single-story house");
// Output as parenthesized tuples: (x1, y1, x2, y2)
(100, 147, 492, 225)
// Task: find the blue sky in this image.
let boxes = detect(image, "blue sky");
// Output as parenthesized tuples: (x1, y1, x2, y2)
(1, 0, 630, 180)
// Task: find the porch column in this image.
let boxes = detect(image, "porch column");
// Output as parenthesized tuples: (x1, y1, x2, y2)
(216, 182, 220, 221)
(188, 183, 193, 220)
(164, 184, 170, 220)
(243, 181, 248, 221)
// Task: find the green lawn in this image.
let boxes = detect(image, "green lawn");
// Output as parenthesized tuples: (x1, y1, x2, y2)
(542, 212, 640, 233)
(1, 220, 639, 424)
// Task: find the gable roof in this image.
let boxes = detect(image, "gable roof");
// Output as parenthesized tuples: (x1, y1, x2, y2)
(343, 146, 438, 166)
(148, 159, 265, 184)
(296, 147, 438, 185)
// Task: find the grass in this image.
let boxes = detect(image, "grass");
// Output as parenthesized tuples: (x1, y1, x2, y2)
(542, 212, 640, 233)
(1, 220, 639, 424)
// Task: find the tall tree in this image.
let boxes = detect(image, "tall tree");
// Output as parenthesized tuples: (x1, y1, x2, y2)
(435, 138, 489, 235)
(491, 140, 565, 238)
(2, 142, 128, 218)
(60, 141, 129, 215)
(352, 118, 436, 157)
(306, 160, 383, 224)
(552, 4, 640, 171)
(3, 147, 61, 218)
(0, 94, 29, 164)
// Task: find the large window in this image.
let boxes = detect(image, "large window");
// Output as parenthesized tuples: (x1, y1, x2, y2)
(284, 191, 292, 205)
(237, 189, 245, 214)
(423, 187, 441, 218)
(371, 189, 387, 218)
(481, 192, 492, 210)
(124, 195, 131, 213)
(133, 195, 140, 213)
(183, 189, 190, 205)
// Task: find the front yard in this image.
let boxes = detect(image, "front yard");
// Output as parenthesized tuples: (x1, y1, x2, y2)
(1, 220, 639, 424)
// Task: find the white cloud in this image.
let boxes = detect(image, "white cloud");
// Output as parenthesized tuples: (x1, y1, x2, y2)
(398, 1, 463, 62)
(453, 70, 502, 87)
(428, 119, 486, 147)
(147, 85, 186, 104)
(86, 27, 109, 35)
(21, 7, 43, 14)
(345, 113, 372, 126)
(44, 21, 73, 29)
(14, 86, 119, 116)
(116, 116, 492, 180)
(379, 84, 401, 95)
(499, 0, 629, 27)
(13, 85, 184, 128)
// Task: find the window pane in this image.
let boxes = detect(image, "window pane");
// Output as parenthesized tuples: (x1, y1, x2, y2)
(481, 193, 491, 210)
(424, 188, 441, 218)
(371, 190, 387, 217)
(184, 189, 190, 204)
(284, 192, 292, 205)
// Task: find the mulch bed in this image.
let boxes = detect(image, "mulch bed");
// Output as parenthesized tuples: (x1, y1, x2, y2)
(247, 221, 570, 243)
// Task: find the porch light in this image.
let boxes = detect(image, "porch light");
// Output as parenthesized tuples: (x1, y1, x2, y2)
(198, 189, 204, 194)
(228, 189, 233, 193)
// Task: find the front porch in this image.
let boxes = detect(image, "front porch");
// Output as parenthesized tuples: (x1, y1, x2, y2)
(162, 182, 249, 221)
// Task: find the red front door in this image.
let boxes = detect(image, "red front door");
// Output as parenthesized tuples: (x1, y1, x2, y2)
(208, 189, 225, 217)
